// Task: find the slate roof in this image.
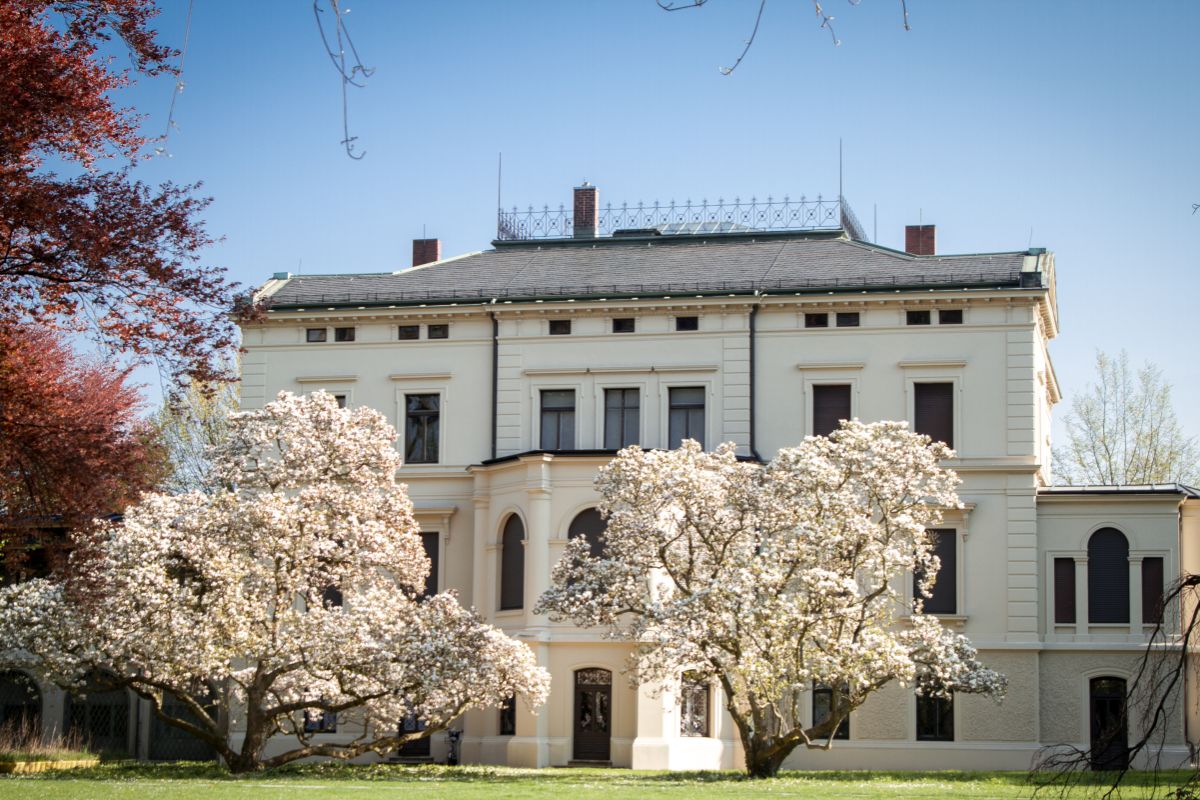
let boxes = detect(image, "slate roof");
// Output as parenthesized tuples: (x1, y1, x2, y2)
(262, 231, 1033, 309)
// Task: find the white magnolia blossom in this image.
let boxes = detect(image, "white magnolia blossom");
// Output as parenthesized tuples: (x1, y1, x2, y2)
(0, 391, 550, 773)
(537, 420, 1005, 778)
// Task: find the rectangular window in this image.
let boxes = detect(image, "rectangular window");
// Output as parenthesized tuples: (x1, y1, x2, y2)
(499, 695, 516, 736)
(914, 530, 956, 615)
(303, 709, 337, 734)
(1143, 557, 1165, 625)
(333, 393, 347, 409)
(306, 328, 327, 343)
(938, 309, 963, 325)
(679, 673, 710, 737)
(612, 317, 635, 333)
(334, 326, 355, 342)
(906, 310, 931, 325)
(398, 325, 419, 340)
(916, 694, 953, 741)
(914, 382, 954, 448)
(549, 319, 571, 335)
(1054, 557, 1077, 624)
(675, 316, 699, 332)
(668, 387, 706, 449)
(421, 531, 439, 599)
(540, 390, 576, 449)
(604, 388, 640, 449)
(836, 312, 860, 327)
(812, 683, 850, 740)
(805, 313, 829, 328)
(404, 394, 440, 464)
(428, 324, 449, 339)
(812, 384, 852, 438)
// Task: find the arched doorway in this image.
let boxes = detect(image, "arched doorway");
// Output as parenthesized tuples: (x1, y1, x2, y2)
(573, 668, 612, 762)
(0, 671, 41, 744)
(65, 685, 131, 756)
(1090, 676, 1128, 771)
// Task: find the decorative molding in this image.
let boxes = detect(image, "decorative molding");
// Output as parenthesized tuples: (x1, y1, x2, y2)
(898, 359, 968, 369)
(795, 361, 865, 371)
(522, 364, 719, 377)
(295, 375, 357, 383)
(389, 372, 452, 382)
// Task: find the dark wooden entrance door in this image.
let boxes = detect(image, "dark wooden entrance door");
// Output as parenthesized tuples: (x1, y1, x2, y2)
(1090, 677, 1129, 771)
(573, 668, 612, 762)
(397, 714, 431, 758)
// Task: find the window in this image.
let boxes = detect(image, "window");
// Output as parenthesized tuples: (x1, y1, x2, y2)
(805, 313, 829, 328)
(398, 325, 419, 340)
(303, 709, 337, 734)
(913, 382, 954, 448)
(1054, 557, 1076, 624)
(306, 328, 327, 343)
(499, 695, 517, 736)
(812, 683, 850, 740)
(549, 319, 571, 335)
(604, 388, 639, 449)
(334, 326, 355, 342)
(1088, 528, 1129, 624)
(913, 529, 956, 615)
(420, 531, 439, 599)
(568, 508, 607, 559)
(428, 324, 449, 339)
(1143, 557, 1165, 624)
(404, 394, 440, 464)
(812, 384, 851, 438)
(540, 390, 576, 449)
(612, 317, 635, 333)
(333, 393, 347, 409)
(916, 694, 953, 741)
(906, 310, 931, 325)
(938, 309, 963, 325)
(675, 316, 699, 332)
(836, 312, 860, 327)
(679, 673, 710, 737)
(321, 584, 343, 608)
(668, 387, 705, 449)
(499, 515, 525, 611)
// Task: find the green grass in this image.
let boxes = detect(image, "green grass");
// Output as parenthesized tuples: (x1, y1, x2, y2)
(0, 763, 1193, 800)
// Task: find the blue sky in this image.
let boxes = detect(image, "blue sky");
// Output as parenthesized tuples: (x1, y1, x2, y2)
(115, 0, 1199, 439)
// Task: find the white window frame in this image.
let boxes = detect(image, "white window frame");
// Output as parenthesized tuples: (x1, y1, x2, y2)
(593, 381, 648, 450)
(660, 379, 713, 451)
(802, 375, 861, 437)
(901, 365, 964, 454)
(532, 383, 583, 450)
(391, 380, 450, 468)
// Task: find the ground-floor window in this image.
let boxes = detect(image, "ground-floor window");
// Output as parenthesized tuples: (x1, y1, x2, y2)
(679, 672, 710, 737)
(812, 683, 850, 740)
(916, 693, 953, 741)
(499, 695, 516, 736)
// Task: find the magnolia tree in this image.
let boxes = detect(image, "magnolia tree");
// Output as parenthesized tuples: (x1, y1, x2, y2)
(537, 420, 1006, 778)
(0, 391, 550, 773)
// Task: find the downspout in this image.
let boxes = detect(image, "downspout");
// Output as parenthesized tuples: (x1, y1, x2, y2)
(490, 309, 499, 461)
(748, 298, 763, 462)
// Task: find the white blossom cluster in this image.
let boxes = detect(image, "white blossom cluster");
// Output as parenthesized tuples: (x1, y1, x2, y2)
(536, 420, 1005, 774)
(0, 391, 550, 772)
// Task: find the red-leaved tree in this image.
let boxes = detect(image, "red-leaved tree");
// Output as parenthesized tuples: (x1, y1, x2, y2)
(0, 320, 164, 580)
(0, 0, 238, 385)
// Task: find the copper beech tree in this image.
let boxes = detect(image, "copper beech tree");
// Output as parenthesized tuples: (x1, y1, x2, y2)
(0, 0, 238, 385)
(0, 320, 163, 577)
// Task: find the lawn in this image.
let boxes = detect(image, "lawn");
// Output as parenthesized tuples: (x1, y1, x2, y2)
(0, 763, 1192, 800)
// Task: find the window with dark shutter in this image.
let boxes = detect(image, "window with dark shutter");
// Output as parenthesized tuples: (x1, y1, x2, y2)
(675, 316, 699, 331)
(907, 310, 931, 325)
(612, 318, 635, 333)
(499, 695, 516, 736)
(913, 530, 956, 615)
(549, 320, 571, 335)
(1088, 528, 1129, 624)
(938, 309, 963, 325)
(428, 324, 449, 339)
(812, 384, 851, 437)
(669, 387, 705, 449)
(420, 532, 439, 599)
(604, 388, 639, 449)
(913, 382, 954, 448)
(398, 325, 419, 340)
(334, 327, 355, 342)
(1142, 557, 1164, 625)
(499, 515, 525, 610)
(540, 390, 575, 449)
(1054, 557, 1077, 624)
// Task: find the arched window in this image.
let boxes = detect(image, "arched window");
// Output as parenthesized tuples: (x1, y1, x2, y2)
(1088, 528, 1130, 624)
(499, 515, 525, 611)
(568, 508, 607, 559)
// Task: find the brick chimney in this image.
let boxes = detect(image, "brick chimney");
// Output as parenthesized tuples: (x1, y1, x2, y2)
(412, 238, 441, 267)
(905, 224, 936, 256)
(573, 181, 598, 238)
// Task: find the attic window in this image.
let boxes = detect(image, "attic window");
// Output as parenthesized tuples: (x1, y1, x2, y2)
(906, 310, 931, 326)
(428, 324, 449, 339)
(939, 309, 963, 325)
(334, 327, 355, 342)
(612, 318, 635, 334)
(398, 325, 419, 340)
(306, 328, 327, 343)
(549, 320, 571, 335)
(836, 312, 860, 327)
(805, 313, 829, 329)
(675, 316, 699, 332)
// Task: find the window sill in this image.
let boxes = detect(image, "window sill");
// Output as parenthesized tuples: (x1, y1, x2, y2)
(901, 614, 968, 627)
